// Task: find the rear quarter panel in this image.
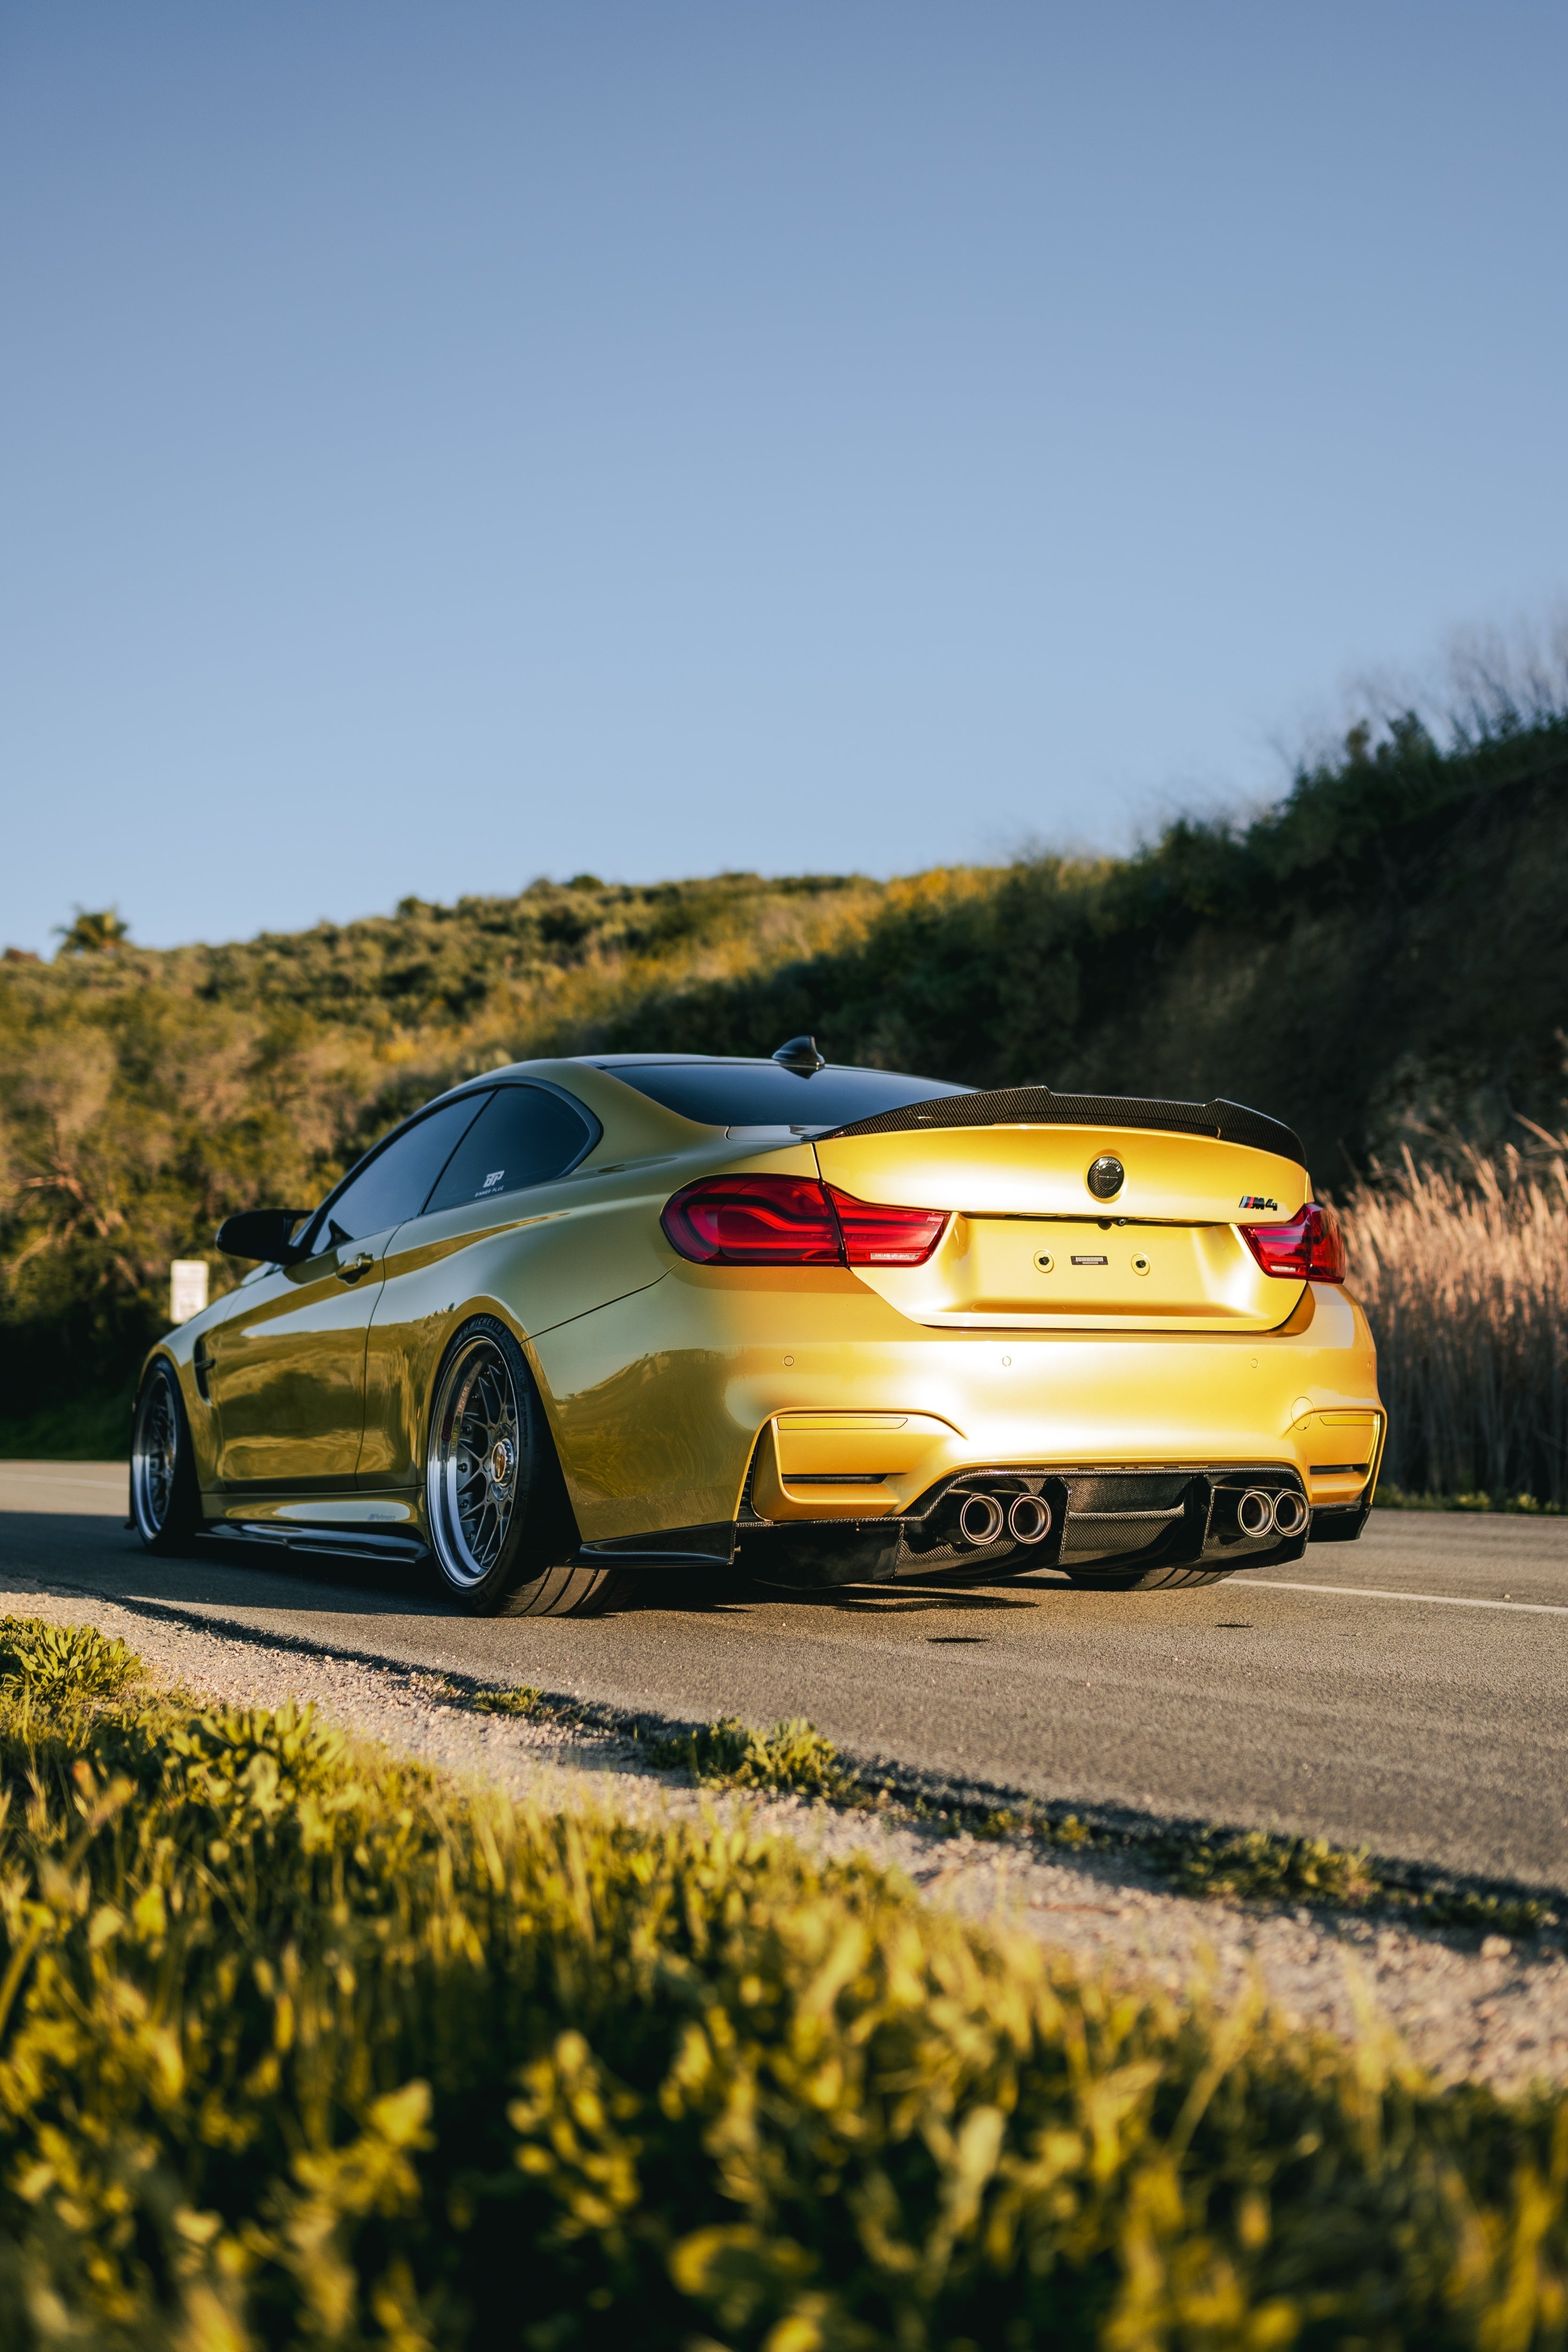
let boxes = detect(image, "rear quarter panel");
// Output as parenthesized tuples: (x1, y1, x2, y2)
(359, 1137, 817, 1489)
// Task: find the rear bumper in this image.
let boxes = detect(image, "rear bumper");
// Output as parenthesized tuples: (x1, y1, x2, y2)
(741, 1462, 1316, 1585)
(532, 1265, 1384, 1551)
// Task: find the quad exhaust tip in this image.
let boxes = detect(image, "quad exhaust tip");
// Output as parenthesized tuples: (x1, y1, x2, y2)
(1270, 1487, 1309, 1537)
(1238, 1485, 1308, 1539)
(952, 1480, 1301, 1552)
(1237, 1488, 1274, 1537)
(957, 1491, 1007, 1546)
(955, 1489, 1054, 1547)
(1008, 1492, 1052, 1545)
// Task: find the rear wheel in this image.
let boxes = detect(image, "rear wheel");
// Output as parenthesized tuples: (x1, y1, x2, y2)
(425, 1317, 625, 1618)
(130, 1360, 202, 1553)
(1060, 1563, 1234, 1591)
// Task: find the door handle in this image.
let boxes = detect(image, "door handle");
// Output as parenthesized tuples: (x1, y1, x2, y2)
(337, 1252, 374, 1283)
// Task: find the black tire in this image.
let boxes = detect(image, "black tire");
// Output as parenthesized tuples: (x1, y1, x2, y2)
(1060, 1563, 1235, 1591)
(424, 1316, 626, 1618)
(129, 1359, 203, 1554)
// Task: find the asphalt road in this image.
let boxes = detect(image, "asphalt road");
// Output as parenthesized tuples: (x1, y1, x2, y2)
(3, 1461, 1565, 1893)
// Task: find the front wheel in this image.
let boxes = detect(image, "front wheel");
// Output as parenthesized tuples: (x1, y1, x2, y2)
(130, 1360, 202, 1553)
(424, 1317, 626, 1618)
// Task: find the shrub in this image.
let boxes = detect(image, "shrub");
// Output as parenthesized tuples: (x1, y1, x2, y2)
(0, 1614, 141, 1699)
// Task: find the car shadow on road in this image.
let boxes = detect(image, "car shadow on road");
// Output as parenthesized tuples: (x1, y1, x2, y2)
(614, 1567, 1062, 1617)
(815, 1587, 1043, 1614)
(0, 1506, 1072, 1627)
(0, 1510, 461, 1618)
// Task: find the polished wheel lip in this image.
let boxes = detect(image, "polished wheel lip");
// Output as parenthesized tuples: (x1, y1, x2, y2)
(427, 1336, 522, 1589)
(131, 1370, 178, 1539)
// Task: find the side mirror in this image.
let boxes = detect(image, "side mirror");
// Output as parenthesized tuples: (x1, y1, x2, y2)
(215, 1208, 313, 1264)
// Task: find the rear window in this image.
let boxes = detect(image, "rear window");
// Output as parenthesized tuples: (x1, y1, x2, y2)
(596, 1060, 970, 1130)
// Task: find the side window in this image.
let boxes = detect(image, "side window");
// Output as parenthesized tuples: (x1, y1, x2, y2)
(422, 1085, 596, 1215)
(311, 1094, 491, 1249)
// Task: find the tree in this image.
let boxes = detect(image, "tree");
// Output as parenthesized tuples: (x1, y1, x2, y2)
(54, 908, 131, 958)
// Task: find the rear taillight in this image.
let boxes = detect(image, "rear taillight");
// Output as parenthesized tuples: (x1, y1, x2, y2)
(1239, 1201, 1347, 1283)
(661, 1175, 947, 1268)
(660, 1174, 843, 1265)
(827, 1186, 948, 1265)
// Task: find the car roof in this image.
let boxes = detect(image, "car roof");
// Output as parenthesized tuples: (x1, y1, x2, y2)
(580, 1053, 860, 1069)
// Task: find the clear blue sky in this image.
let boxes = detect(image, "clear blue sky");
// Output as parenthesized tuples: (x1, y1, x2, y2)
(3, 1, 1565, 953)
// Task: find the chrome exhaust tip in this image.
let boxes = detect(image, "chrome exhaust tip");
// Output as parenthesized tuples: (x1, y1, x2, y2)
(1007, 1492, 1052, 1545)
(1271, 1488, 1309, 1537)
(957, 1491, 1007, 1547)
(1236, 1488, 1275, 1538)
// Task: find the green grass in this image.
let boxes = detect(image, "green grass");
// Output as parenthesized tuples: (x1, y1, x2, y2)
(0, 1391, 131, 1460)
(1146, 1827, 1551, 1935)
(648, 1713, 854, 1797)
(1376, 1484, 1566, 1515)
(3, 1621, 1567, 2347)
(654, 1716, 1559, 1934)
(469, 1683, 545, 1717)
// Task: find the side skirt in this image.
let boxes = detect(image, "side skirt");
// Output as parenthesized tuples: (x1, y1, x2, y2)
(577, 1523, 737, 1569)
(205, 1521, 432, 1568)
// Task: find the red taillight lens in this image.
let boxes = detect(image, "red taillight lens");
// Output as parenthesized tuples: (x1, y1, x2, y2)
(1240, 1201, 1347, 1283)
(827, 1186, 948, 1265)
(661, 1174, 842, 1265)
(661, 1176, 949, 1268)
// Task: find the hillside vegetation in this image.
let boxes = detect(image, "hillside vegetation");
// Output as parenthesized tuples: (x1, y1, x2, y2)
(0, 1615, 1563, 2350)
(3, 699, 1567, 1431)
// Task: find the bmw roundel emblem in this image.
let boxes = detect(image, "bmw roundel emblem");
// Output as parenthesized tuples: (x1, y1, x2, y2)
(1087, 1153, 1125, 1201)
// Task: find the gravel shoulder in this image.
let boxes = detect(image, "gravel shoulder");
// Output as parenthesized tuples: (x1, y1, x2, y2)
(2, 1562, 1565, 2101)
(9, 1467, 1567, 1892)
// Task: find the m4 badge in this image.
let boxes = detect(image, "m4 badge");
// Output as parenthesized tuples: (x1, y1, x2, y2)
(1239, 1194, 1280, 1211)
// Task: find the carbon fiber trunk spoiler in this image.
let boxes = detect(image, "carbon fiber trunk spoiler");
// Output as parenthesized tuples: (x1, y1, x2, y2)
(821, 1085, 1304, 1165)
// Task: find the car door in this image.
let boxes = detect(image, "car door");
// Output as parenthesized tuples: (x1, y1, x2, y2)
(208, 1094, 490, 1490)
(359, 1082, 600, 1487)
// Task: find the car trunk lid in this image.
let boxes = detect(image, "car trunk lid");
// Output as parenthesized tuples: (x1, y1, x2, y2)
(813, 1087, 1311, 1331)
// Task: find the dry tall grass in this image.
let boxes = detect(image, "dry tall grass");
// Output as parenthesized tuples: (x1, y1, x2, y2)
(1340, 1133, 1568, 1503)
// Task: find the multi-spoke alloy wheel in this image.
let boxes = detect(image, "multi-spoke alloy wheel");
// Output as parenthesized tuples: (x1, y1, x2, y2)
(424, 1317, 627, 1617)
(130, 1359, 200, 1552)
(428, 1335, 523, 1588)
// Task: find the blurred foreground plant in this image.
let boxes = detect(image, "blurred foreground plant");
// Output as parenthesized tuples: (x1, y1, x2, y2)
(0, 1619, 1564, 2348)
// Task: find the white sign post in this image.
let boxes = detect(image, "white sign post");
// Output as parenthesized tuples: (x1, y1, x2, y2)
(170, 1259, 210, 1324)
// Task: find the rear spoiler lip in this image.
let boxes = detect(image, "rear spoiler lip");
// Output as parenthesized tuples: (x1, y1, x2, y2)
(820, 1086, 1305, 1166)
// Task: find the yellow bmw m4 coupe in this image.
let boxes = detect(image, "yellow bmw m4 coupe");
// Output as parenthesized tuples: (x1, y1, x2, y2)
(130, 1041, 1384, 1615)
